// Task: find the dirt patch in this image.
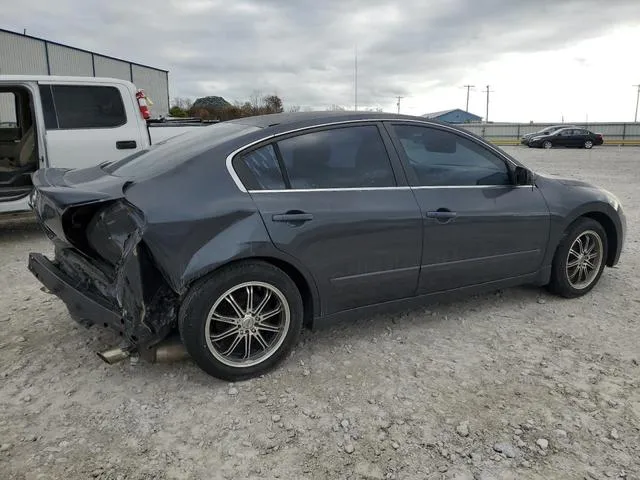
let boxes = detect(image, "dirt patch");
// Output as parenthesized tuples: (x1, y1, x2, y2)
(1, 147, 639, 479)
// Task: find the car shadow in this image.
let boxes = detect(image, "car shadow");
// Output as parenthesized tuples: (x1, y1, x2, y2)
(0, 215, 44, 242)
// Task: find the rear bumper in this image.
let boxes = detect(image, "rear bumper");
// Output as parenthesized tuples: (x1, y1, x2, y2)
(28, 252, 124, 329)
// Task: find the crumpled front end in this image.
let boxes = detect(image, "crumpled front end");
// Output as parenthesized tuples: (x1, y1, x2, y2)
(29, 192, 179, 349)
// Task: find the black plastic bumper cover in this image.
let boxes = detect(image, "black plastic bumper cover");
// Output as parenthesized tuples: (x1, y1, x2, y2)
(28, 252, 123, 330)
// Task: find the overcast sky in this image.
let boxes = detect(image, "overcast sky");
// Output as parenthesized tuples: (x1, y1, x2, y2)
(3, 0, 640, 121)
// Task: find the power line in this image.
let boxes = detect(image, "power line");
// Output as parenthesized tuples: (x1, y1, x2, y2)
(396, 96, 404, 114)
(484, 85, 494, 123)
(634, 84, 640, 123)
(462, 85, 475, 112)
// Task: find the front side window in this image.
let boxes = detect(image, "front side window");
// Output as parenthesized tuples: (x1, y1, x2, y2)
(277, 125, 396, 189)
(41, 85, 126, 129)
(391, 124, 511, 187)
(235, 144, 286, 190)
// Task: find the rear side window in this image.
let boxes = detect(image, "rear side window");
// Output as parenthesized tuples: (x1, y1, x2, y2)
(276, 125, 396, 189)
(39, 85, 126, 130)
(235, 145, 286, 190)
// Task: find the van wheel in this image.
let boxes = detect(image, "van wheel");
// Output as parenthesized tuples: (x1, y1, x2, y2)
(179, 261, 303, 381)
(547, 218, 607, 298)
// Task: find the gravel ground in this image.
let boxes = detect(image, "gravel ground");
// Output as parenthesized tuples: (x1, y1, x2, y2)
(1, 146, 639, 480)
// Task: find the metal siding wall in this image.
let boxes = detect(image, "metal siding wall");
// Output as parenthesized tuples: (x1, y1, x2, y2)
(0, 30, 169, 119)
(132, 65, 169, 116)
(93, 55, 131, 80)
(0, 31, 48, 74)
(48, 44, 93, 76)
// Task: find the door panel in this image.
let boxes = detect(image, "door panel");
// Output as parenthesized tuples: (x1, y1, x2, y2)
(235, 123, 423, 315)
(39, 83, 144, 169)
(385, 122, 551, 293)
(251, 190, 422, 314)
(413, 186, 549, 293)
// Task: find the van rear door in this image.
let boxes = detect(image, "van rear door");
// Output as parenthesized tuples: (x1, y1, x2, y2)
(38, 82, 146, 169)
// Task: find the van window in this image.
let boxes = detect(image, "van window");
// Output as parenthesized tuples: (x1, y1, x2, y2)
(0, 92, 18, 127)
(39, 85, 126, 130)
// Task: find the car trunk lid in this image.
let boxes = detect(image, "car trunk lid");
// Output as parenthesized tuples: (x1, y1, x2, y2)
(31, 166, 132, 245)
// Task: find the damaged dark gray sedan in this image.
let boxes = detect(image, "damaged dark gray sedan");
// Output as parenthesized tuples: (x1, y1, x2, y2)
(28, 112, 626, 380)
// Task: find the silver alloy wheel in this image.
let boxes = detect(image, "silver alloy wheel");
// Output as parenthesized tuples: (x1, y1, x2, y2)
(584, 140, 593, 149)
(543, 141, 553, 149)
(566, 230, 603, 289)
(204, 281, 290, 368)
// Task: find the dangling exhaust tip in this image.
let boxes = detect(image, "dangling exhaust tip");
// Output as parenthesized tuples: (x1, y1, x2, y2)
(141, 336, 189, 363)
(97, 347, 132, 365)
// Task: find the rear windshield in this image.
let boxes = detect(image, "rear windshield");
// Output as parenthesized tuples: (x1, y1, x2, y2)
(104, 122, 260, 177)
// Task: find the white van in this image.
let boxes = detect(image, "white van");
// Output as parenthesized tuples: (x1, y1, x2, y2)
(0, 75, 209, 214)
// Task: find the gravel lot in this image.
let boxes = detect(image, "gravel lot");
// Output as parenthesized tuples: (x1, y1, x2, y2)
(1, 146, 639, 480)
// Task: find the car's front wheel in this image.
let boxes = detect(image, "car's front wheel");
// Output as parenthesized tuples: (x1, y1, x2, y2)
(547, 218, 607, 298)
(179, 261, 303, 380)
(584, 140, 593, 149)
(543, 140, 553, 149)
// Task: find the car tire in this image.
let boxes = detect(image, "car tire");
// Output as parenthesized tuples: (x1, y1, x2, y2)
(543, 141, 553, 149)
(584, 140, 593, 149)
(547, 218, 608, 298)
(179, 261, 304, 381)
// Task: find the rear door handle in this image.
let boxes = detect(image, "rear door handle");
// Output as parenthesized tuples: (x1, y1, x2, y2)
(425, 209, 457, 223)
(116, 140, 137, 150)
(272, 212, 314, 223)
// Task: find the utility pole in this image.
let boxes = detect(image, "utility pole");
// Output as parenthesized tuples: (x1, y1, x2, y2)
(634, 84, 640, 122)
(484, 85, 494, 123)
(462, 85, 475, 112)
(396, 96, 404, 114)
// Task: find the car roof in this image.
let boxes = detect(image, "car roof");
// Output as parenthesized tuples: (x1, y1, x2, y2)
(226, 111, 449, 130)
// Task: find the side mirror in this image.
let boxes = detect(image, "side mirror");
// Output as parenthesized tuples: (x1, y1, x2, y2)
(514, 166, 533, 186)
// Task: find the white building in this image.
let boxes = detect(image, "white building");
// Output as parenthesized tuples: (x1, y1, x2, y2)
(0, 28, 169, 122)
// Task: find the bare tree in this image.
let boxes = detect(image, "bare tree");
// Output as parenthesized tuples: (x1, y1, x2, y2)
(171, 97, 193, 110)
(288, 105, 301, 113)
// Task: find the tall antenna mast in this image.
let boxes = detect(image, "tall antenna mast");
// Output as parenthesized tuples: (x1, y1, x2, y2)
(354, 44, 358, 111)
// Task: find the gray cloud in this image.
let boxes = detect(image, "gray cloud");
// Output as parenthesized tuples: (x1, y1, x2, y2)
(2, 0, 640, 110)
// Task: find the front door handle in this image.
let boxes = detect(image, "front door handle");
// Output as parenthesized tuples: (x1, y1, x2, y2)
(272, 212, 314, 223)
(116, 140, 137, 150)
(425, 209, 457, 223)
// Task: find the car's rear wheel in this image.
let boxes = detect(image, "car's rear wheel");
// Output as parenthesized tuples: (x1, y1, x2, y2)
(179, 261, 303, 380)
(547, 218, 607, 298)
(543, 140, 553, 149)
(584, 140, 593, 149)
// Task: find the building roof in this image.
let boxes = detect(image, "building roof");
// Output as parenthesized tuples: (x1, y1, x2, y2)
(421, 108, 482, 121)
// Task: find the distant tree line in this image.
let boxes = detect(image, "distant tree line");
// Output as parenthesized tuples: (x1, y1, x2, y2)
(169, 94, 383, 120)
(169, 93, 285, 121)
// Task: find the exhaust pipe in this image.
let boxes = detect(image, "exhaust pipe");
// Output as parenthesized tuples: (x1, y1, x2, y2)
(97, 336, 188, 365)
(142, 336, 189, 363)
(97, 346, 132, 364)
